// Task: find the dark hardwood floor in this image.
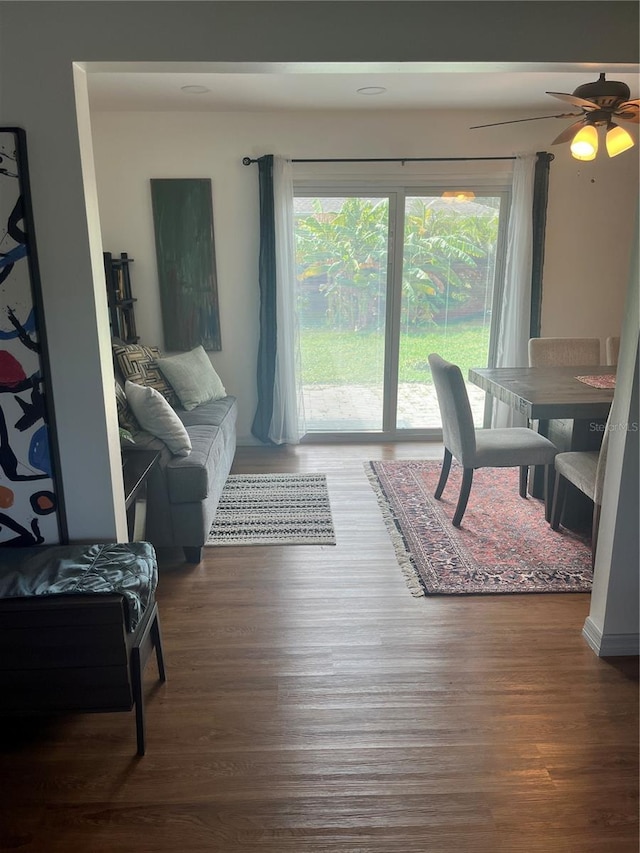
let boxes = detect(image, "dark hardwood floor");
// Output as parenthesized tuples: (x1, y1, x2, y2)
(1, 442, 637, 852)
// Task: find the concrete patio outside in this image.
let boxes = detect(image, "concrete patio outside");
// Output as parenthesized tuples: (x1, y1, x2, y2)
(302, 381, 488, 432)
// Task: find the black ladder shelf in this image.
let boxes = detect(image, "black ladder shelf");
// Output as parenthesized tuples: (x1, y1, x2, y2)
(104, 251, 138, 343)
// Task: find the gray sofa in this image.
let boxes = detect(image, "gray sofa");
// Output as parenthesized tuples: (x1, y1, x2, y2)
(131, 395, 237, 563)
(112, 341, 237, 563)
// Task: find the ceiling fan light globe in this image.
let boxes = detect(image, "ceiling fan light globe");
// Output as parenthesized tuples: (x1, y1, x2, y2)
(570, 124, 598, 161)
(606, 124, 635, 157)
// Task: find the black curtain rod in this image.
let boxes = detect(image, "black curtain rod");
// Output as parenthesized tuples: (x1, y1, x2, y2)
(242, 156, 519, 165)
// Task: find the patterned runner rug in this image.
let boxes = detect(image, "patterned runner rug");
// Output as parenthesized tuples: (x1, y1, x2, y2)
(207, 473, 335, 546)
(366, 460, 592, 595)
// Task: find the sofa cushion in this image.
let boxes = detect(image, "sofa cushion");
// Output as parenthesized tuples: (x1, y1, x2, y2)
(165, 425, 224, 503)
(113, 343, 177, 406)
(176, 396, 237, 428)
(156, 346, 226, 411)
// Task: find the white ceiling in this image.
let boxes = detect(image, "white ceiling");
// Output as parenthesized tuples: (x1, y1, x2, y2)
(86, 63, 640, 113)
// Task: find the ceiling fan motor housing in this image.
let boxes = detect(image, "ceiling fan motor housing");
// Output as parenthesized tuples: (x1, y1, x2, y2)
(585, 109, 618, 127)
(573, 73, 631, 109)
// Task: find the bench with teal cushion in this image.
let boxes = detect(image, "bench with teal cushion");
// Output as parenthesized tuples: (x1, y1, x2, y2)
(0, 542, 166, 755)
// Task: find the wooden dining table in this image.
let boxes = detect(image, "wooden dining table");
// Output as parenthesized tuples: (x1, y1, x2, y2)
(468, 364, 616, 515)
(468, 364, 616, 425)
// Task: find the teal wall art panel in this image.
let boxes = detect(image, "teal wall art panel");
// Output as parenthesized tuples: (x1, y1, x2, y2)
(150, 178, 222, 352)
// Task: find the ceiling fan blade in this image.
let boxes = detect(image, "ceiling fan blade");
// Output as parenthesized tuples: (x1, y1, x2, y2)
(469, 113, 579, 130)
(550, 119, 586, 146)
(615, 100, 640, 123)
(546, 91, 598, 111)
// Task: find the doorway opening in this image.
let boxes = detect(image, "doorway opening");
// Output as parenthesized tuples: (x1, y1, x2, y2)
(294, 185, 509, 436)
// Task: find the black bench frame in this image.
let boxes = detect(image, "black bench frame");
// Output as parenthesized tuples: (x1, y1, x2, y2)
(0, 592, 166, 755)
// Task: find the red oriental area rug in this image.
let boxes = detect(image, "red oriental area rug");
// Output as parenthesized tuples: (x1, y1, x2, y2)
(366, 460, 593, 596)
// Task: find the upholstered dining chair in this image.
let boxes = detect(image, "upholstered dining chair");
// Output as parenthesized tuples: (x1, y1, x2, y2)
(550, 415, 610, 564)
(527, 336, 602, 461)
(428, 354, 558, 528)
(605, 336, 620, 366)
(528, 336, 601, 368)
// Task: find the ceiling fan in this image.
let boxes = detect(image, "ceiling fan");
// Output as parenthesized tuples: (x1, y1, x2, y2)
(471, 73, 639, 161)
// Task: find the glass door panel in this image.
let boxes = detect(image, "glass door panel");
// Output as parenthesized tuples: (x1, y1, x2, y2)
(294, 195, 389, 432)
(397, 194, 501, 429)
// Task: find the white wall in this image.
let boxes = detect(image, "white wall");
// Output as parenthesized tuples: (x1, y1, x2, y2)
(90, 107, 638, 442)
(0, 0, 637, 543)
(542, 159, 638, 339)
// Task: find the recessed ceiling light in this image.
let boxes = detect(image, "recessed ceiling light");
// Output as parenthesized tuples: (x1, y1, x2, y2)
(180, 85, 211, 95)
(356, 86, 387, 96)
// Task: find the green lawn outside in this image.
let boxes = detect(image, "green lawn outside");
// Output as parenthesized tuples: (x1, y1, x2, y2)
(299, 322, 491, 385)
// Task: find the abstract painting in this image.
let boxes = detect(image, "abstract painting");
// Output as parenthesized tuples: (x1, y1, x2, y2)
(0, 127, 64, 545)
(150, 178, 222, 351)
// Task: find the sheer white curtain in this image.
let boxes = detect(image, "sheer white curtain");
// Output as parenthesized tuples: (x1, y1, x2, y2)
(268, 156, 306, 444)
(492, 153, 537, 428)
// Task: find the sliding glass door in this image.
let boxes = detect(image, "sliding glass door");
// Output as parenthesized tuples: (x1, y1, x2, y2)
(396, 193, 503, 429)
(294, 195, 390, 431)
(294, 186, 508, 435)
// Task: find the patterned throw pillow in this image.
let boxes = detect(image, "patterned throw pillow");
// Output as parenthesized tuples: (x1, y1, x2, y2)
(113, 343, 177, 406)
(115, 380, 140, 434)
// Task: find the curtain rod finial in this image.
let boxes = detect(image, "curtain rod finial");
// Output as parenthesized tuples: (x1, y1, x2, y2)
(242, 157, 253, 166)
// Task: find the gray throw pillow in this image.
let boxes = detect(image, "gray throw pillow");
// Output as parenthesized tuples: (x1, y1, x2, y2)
(156, 345, 226, 411)
(125, 380, 192, 457)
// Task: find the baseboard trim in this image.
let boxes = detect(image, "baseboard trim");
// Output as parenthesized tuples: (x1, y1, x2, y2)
(583, 617, 640, 657)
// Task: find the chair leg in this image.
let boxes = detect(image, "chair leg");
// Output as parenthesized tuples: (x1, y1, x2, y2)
(452, 468, 473, 528)
(518, 465, 528, 499)
(434, 448, 452, 500)
(530, 419, 550, 498)
(550, 473, 567, 531)
(151, 612, 167, 683)
(544, 465, 555, 523)
(132, 647, 145, 757)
